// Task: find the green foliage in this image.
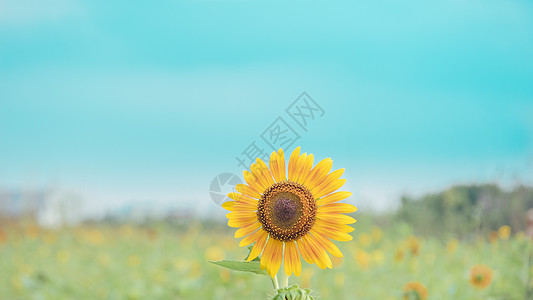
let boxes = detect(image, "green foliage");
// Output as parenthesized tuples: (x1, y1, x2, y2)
(209, 260, 267, 276)
(273, 285, 315, 300)
(395, 184, 533, 238)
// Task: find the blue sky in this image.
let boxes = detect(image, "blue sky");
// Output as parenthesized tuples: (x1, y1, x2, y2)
(0, 0, 532, 215)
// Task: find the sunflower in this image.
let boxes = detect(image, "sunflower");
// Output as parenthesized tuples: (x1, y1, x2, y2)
(469, 264, 493, 289)
(403, 281, 428, 300)
(223, 147, 357, 277)
(406, 236, 421, 256)
(498, 225, 511, 240)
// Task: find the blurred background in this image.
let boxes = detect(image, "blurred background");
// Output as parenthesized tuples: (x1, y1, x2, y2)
(1, 0, 532, 299)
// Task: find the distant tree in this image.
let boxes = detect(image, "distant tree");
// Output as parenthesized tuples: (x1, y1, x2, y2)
(394, 184, 533, 238)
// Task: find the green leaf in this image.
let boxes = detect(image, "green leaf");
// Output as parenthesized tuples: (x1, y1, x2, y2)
(209, 259, 268, 276)
(273, 285, 315, 300)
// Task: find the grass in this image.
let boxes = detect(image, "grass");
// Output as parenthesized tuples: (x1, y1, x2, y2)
(0, 220, 531, 299)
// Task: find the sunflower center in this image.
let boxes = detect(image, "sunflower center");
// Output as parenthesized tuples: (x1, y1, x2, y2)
(257, 181, 316, 242)
(270, 193, 303, 228)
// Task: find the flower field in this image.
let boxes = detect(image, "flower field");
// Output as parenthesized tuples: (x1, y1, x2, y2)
(0, 219, 530, 299)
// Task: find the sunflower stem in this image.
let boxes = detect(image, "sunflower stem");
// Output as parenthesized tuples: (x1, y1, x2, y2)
(281, 272, 289, 288)
(271, 275, 279, 290)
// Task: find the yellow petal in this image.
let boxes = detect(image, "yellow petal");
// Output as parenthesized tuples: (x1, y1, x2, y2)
(313, 178, 346, 199)
(235, 184, 261, 199)
(284, 241, 301, 277)
(269, 151, 281, 182)
(226, 194, 257, 210)
(315, 220, 355, 233)
(294, 153, 308, 182)
(305, 234, 333, 269)
(310, 228, 343, 257)
(297, 154, 314, 184)
(316, 212, 356, 224)
(301, 235, 330, 269)
(277, 149, 287, 181)
(316, 191, 352, 206)
(313, 221, 354, 241)
(296, 238, 314, 265)
(288, 147, 301, 181)
(233, 201, 258, 211)
(235, 222, 261, 238)
(226, 211, 256, 219)
(302, 157, 332, 189)
(249, 164, 270, 191)
(243, 170, 266, 195)
(269, 239, 284, 277)
(256, 158, 275, 186)
(228, 216, 256, 228)
(312, 168, 344, 191)
(317, 203, 357, 214)
(260, 236, 275, 270)
(299, 235, 324, 268)
(247, 230, 268, 261)
(221, 201, 235, 211)
(227, 192, 257, 205)
(283, 242, 292, 277)
(291, 244, 302, 277)
(239, 227, 264, 247)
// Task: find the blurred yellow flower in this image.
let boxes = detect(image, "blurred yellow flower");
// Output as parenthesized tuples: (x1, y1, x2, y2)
(56, 250, 70, 264)
(24, 225, 40, 239)
(18, 264, 34, 276)
(146, 228, 158, 241)
(204, 245, 225, 261)
(359, 233, 372, 247)
(127, 255, 141, 267)
(372, 249, 386, 266)
(488, 231, 498, 244)
(498, 225, 511, 240)
(407, 236, 421, 256)
(0, 228, 8, 244)
(119, 225, 133, 238)
(395, 248, 405, 263)
(173, 258, 188, 271)
(354, 249, 371, 269)
(334, 273, 345, 288)
(219, 269, 231, 283)
(11, 276, 22, 291)
(221, 236, 234, 249)
(403, 281, 428, 300)
(43, 232, 57, 245)
(371, 226, 383, 243)
(153, 270, 167, 284)
(86, 229, 104, 245)
(189, 260, 203, 279)
(446, 238, 458, 254)
(469, 264, 493, 290)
